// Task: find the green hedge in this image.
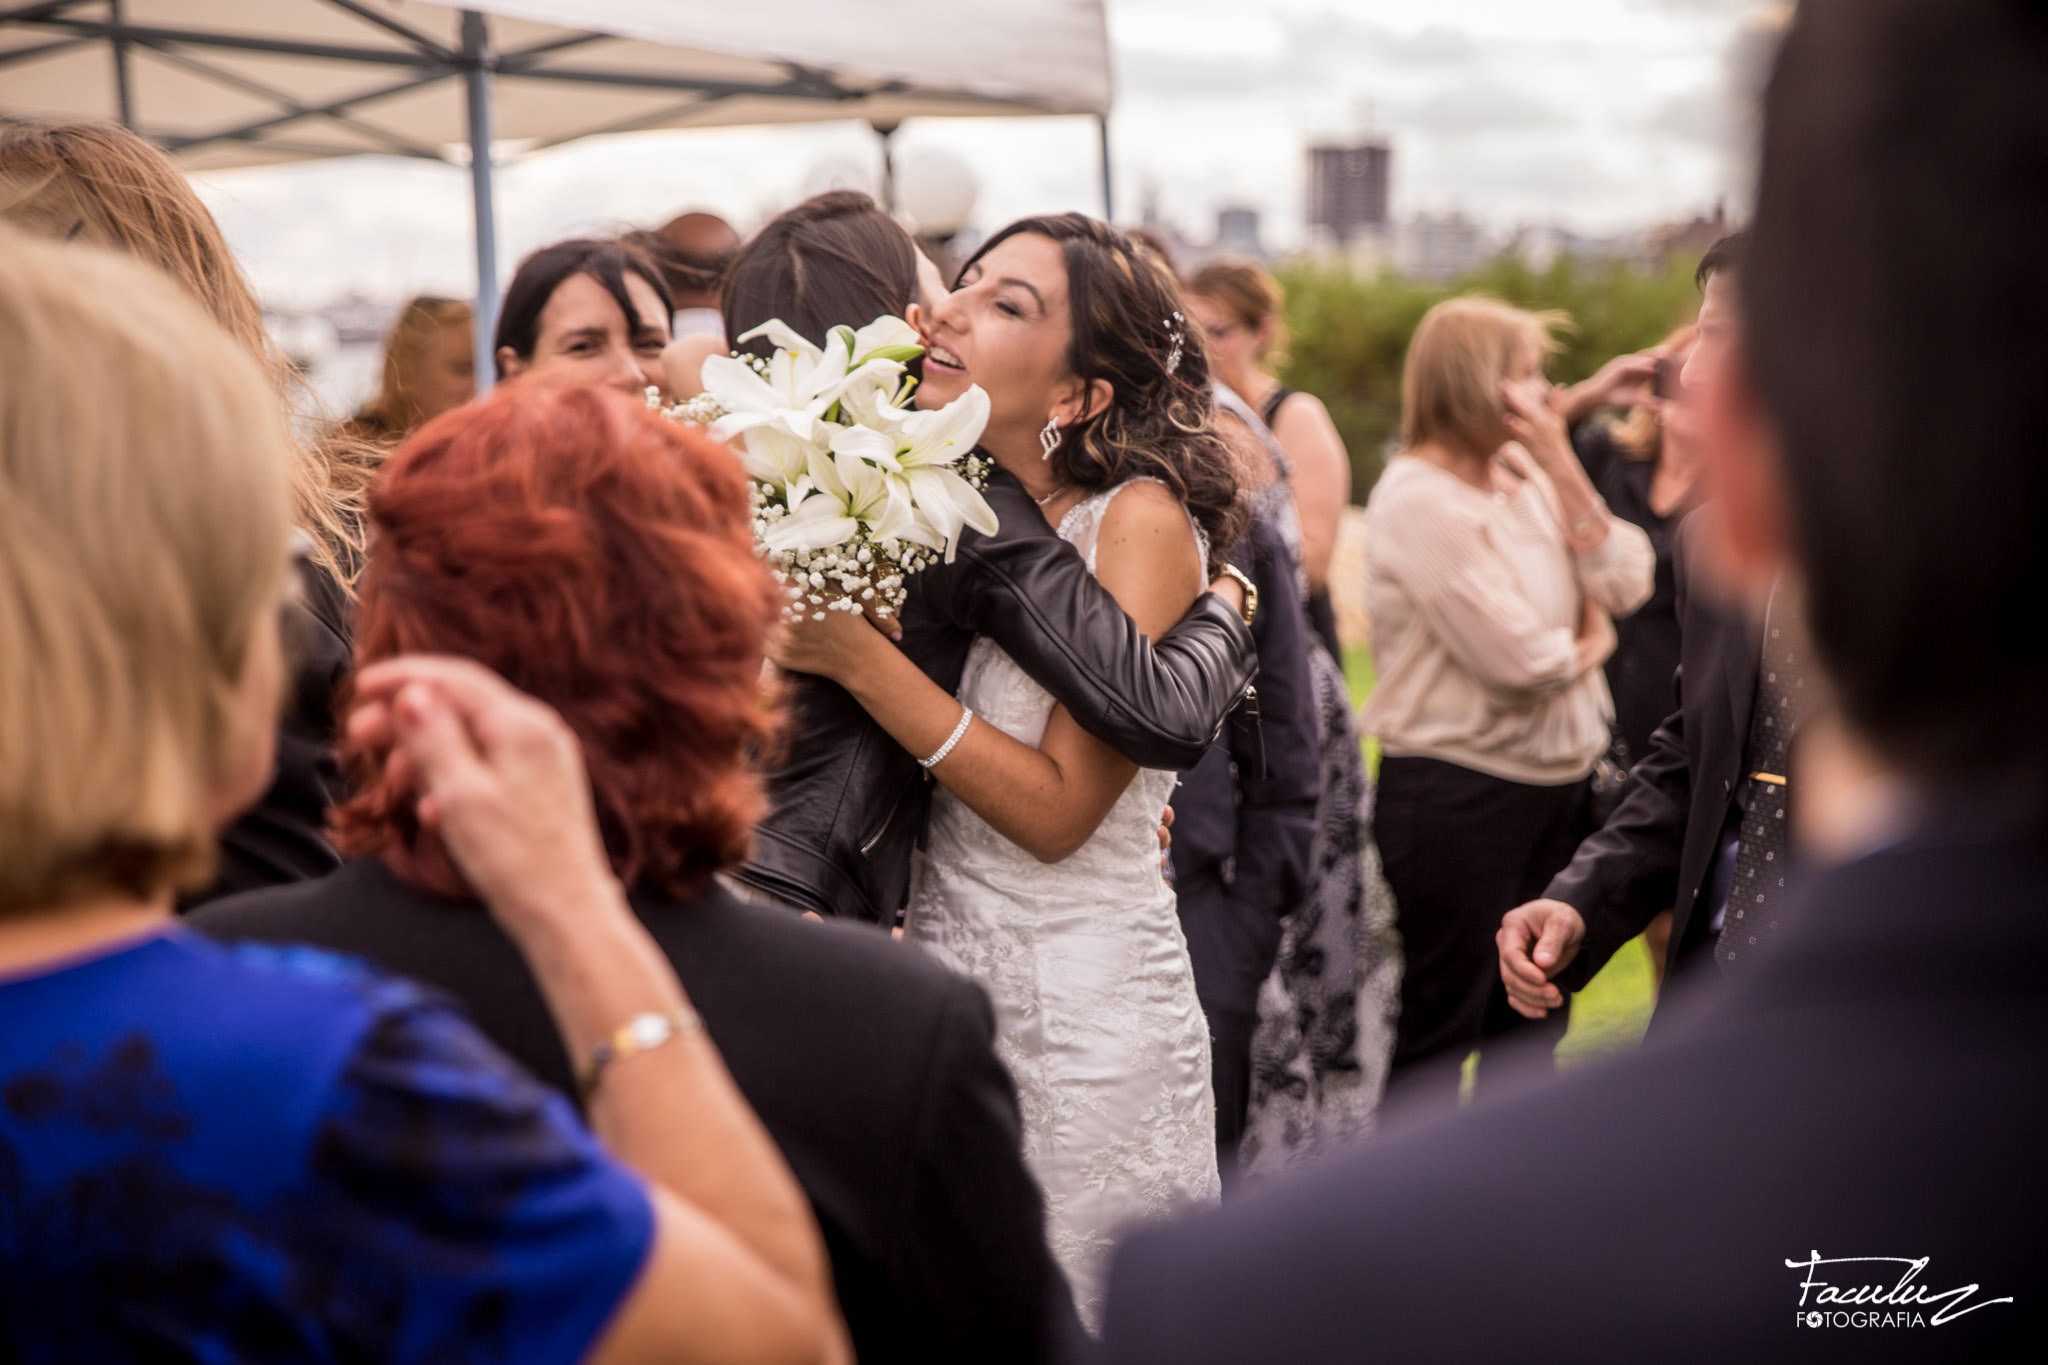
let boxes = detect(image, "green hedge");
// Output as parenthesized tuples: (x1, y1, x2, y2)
(1273, 254, 1705, 500)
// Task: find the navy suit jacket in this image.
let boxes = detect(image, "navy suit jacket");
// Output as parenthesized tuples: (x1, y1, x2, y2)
(1098, 821, 2048, 1362)
(1546, 515, 1759, 991)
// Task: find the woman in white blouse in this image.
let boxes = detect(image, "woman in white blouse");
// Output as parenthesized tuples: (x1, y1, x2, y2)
(1361, 296, 1654, 1111)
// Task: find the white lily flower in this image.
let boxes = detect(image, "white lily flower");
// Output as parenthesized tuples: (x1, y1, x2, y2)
(650, 316, 998, 619)
(698, 352, 829, 445)
(763, 490, 860, 556)
(813, 384, 996, 560)
(828, 423, 905, 473)
(895, 384, 993, 472)
(902, 465, 999, 560)
(739, 318, 828, 365)
(736, 423, 825, 488)
(705, 321, 899, 444)
(835, 374, 918, 432)
(892, 386, 999, 560)
(844, 314, 924, 367)
(763, 445, 919, 554)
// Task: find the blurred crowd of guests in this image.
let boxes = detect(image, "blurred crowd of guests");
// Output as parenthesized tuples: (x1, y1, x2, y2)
(2, 0, 2043, 1355)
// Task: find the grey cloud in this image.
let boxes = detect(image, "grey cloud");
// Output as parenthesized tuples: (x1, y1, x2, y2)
(1628, 0, 1758, 14)
(1646, 86, 1725, 146)
(1115, 14, 1493, 102)
(1287, 17, 1484, 69)
(1113, 46, 1291, 97)
(1407, 143, 1635, 207)
(1389, 83, 1574, 137)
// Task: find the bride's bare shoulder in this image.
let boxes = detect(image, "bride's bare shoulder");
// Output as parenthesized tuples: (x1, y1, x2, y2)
(1094, 478, 1197, 553)
(1090, 480, 1204, 634)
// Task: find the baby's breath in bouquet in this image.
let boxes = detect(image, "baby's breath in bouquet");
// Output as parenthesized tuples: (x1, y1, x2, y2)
(654, 316, 997, 621)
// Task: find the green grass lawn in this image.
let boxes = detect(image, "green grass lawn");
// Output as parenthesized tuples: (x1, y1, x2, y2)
(1343, 644, 1657, 1068)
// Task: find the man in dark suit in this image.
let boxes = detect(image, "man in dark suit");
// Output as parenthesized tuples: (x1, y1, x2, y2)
(1490, 239, 1768, 1020)
(1096, 2, 2048, 1357)
(196, 863, 1079, 1364)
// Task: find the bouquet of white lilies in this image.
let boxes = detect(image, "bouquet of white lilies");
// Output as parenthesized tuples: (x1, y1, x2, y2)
(653, 315, 998, 622)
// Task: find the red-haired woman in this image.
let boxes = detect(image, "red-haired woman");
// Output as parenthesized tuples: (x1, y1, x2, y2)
(195, 384, 1077, 1363)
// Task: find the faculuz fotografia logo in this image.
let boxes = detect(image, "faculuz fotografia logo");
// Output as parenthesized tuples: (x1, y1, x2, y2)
(1787, 1252, 2014, 1329)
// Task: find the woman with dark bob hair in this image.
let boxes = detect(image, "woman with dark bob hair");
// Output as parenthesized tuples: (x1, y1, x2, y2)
(0, 229, 844, 1363)
(772, 212, 1248, 1325)
(685, 192, 1259, 955)
(494, 236, 674, 395)
(197, 381, 1081, 1361)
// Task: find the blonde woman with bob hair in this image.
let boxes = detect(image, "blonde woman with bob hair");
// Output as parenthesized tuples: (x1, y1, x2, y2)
(0, 119, 382, 904)
(0, 119, 376, 563)
(1361, 295, 1654, 1111)
(0, 227, 848, 1365)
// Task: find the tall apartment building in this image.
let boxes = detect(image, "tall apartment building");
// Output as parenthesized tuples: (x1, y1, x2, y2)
(1307, 140, 1391, 247)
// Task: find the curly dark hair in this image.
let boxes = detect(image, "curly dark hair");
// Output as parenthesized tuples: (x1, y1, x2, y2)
(332, 384, 783, 900)
(959, 214, 1248, 565)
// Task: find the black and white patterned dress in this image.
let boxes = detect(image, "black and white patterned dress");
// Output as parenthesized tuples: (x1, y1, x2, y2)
(1219, 391, 1402, 1182)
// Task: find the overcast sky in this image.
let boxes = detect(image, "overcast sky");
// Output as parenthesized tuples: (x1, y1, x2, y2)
(193, 0, 1778, 308)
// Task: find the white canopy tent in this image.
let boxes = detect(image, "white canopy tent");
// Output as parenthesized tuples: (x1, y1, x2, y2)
(0, 0, 1115, 384)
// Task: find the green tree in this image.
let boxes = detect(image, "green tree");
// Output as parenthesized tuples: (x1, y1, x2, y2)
(1274, 253, 1703, 500)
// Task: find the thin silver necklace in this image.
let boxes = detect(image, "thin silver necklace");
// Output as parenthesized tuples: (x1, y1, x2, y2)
(1034, 484, 1073, 508)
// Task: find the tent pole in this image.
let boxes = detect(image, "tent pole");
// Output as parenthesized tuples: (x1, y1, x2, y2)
(874, 121, 900, 213)
(1096, 113, 1113, 222)
(109, 0, 133, 127)
(462, 9, 500, 394)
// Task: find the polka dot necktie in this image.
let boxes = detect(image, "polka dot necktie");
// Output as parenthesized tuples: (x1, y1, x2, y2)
(1717, 592, 1803, 968)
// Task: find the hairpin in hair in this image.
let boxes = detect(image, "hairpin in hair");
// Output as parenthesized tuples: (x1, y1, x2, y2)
(1165, 311, 1186, 375)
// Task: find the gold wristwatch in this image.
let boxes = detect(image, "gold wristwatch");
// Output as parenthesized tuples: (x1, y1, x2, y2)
(579, 1007, 704, 1098)
(1217, 563, 1259, 628)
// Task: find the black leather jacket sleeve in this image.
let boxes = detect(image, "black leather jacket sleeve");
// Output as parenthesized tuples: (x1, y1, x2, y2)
(1218, 517, 1322, 920)
(916, 473, 1258, 771)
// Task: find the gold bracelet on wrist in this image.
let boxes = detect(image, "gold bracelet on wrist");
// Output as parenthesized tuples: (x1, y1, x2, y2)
(579, 1006, 704, 1099)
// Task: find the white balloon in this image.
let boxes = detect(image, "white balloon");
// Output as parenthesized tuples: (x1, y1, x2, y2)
(899, 147, 979, 238)
(801, 154, 879, 200)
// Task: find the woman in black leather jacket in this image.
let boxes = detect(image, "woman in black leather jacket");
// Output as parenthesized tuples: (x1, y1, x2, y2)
(692, 192, 1257, 924)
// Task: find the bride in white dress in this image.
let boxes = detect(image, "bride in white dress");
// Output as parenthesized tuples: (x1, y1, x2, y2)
(771, 215, 1247, 1324)
(910, 478, 1218, 1323)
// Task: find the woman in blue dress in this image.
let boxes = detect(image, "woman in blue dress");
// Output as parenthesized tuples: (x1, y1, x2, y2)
(0, 228, 847, 1364)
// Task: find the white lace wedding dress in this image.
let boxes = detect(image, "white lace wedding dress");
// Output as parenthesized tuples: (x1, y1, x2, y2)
(905, 480, 1221, 1329)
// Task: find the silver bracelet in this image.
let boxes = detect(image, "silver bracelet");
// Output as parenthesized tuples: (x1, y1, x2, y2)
(920, 705, 974, 769)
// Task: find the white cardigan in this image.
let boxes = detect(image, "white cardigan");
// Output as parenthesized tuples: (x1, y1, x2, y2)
(1360, 452, 1656, 786)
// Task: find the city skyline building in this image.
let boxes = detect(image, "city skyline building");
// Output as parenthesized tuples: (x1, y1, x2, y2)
(1307, 139, 1392, 249)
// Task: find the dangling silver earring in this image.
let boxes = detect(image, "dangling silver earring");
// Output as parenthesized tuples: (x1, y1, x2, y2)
(1039, 415, 1061, 461)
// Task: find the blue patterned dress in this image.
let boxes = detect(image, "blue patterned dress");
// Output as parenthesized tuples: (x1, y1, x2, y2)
(0, 928, 652, 1362)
